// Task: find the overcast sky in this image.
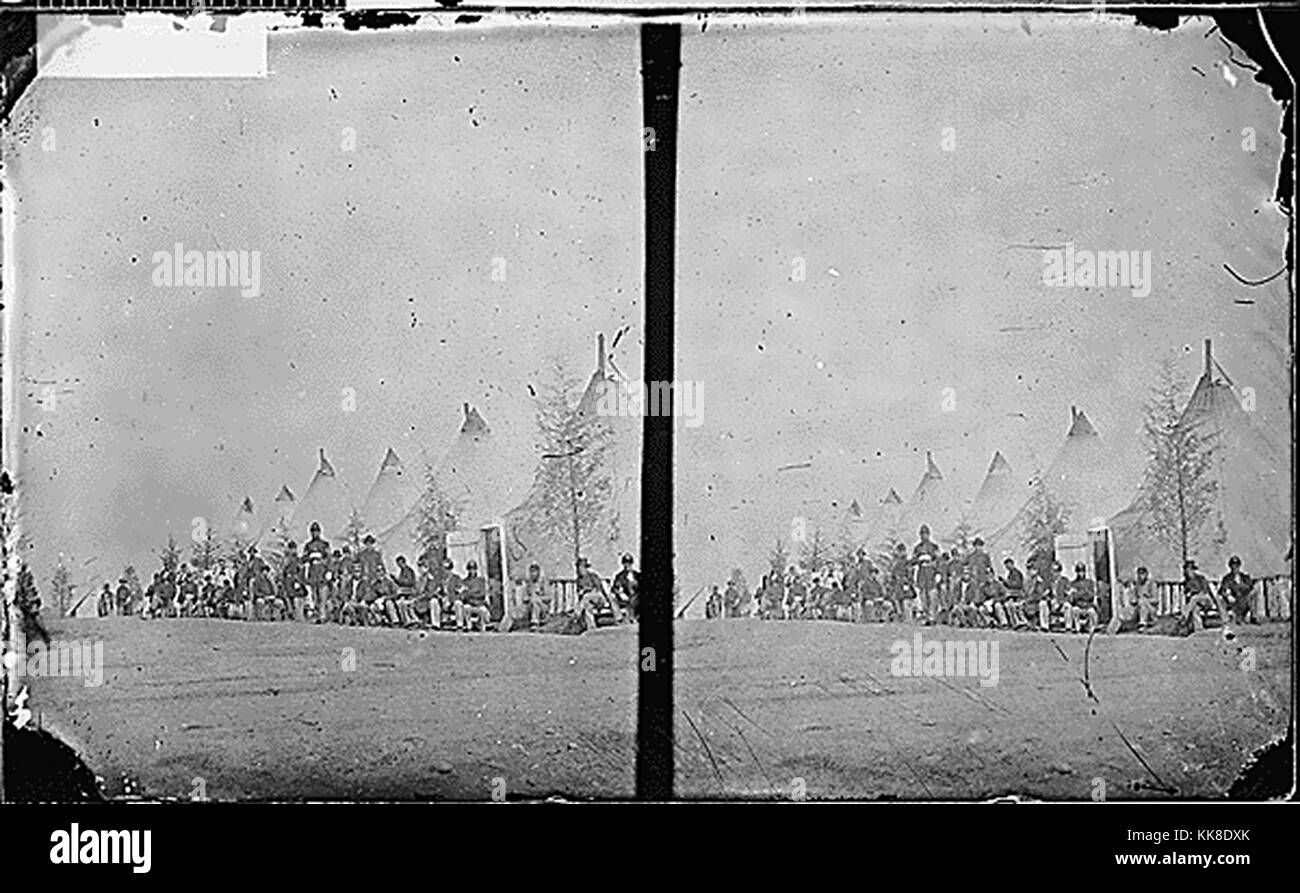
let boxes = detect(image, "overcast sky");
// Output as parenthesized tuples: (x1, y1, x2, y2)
(6, 15, 1289, 597)
(675, 15, 1288, 590)
(9, 23, 642, 592)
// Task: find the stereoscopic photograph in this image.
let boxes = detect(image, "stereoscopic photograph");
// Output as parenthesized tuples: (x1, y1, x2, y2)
(1, 8, 1292, 811)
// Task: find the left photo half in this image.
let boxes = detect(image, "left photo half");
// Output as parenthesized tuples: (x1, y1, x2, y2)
(2, 14, 644, 801)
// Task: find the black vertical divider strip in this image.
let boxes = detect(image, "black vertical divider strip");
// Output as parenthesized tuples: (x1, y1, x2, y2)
(637, 22, 680, 801)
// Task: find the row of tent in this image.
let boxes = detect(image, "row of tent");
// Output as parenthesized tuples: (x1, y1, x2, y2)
(224, 335, 642, 582)
(842, 340, 1290, 580)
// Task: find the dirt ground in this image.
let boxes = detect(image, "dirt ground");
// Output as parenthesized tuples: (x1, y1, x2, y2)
(22, 615, 1291, 800)
(27, 617, 637, 800)
(673, 618, 1292, 800)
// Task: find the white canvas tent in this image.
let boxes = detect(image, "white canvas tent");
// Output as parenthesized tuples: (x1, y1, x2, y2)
(227, 495, 260, 546)
(291, 448, 356, 545)
(987, 406, 1132, 562)
(898, 451, 965, 548)
(954, 451, 1028, 545)
(360, 447, 421, 538)
(1110, 340, 1292, 579)
(257, 484, 296, 549)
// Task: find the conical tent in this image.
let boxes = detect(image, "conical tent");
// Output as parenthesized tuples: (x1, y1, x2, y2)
(292, 448, 356, 545)
(360, 447, 421, 537)
(227, 496, 260, 545)
(987, 406, 1132, 561)
(899, 452, 965, 548)
(436, 403, 532, 536)
(1110, 340, 1291, 579)
(954, 451, 1028, 545)
(257, 484, 296, 548)
(840, 498, 873, 551)
(506, 334, 642, 581)
(862, 488, 906, 560)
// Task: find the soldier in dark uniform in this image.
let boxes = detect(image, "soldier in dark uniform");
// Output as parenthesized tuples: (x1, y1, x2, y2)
(302, 522, 332, 623)
(97, 583, 113, 618)
(611, 553, 639, 621)
(1181, 559, 1219, 631)
(573, 557, 613, 631)
(391, 555, 419, 627)
(888, 543, 915, 622)
(1067, 563, 1098, 632)
(438, 557, 462, 631)
(1219, 556, 1256, 625)
(458, 560, 491, 632)
(912, 526, 941, 624)
(281, 541, 306, 622)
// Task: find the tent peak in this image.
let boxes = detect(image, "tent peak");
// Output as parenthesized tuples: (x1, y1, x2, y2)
(460, 404, 490, 437)
(317, 448, 335, 476)
(1067, 408, 1098, 438)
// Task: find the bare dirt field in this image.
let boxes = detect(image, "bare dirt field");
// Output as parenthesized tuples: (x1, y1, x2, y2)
(24, 615, 1290, 800)
(673, 618, 1292, 800)
(28, 617, 637, 800)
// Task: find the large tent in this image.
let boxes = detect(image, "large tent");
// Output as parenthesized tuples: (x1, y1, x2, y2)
(506, 334, 641, 581)
(437, 403, 530, 532)
(291, 448, 356, 545)
(898, 451, 965, 548)
(861, 487, 906, 560)
(987, 405, 1132, 561)
(226, 496, 260, 546)
(1110, 340, 1292, 579)
(954, 451, 1028, 544)
(360, 447, 421, 538)
(257, 484, 296, 549)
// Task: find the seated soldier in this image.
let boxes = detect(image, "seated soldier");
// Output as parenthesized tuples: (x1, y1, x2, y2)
(1181, 559, 1220, 631)
(574, 557, 614, 632)
(391, 555, 419, 627)
(438, 558, 462, 630)
(1218, 556, 1255, 626)
(1000, 557, 1032, 629)
(1066, 563, 1098, 633)
(457, 560, 492, 632)
(502, 563, 549, 632)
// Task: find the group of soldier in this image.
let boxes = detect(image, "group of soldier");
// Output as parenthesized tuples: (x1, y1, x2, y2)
(708, 523, 1261, 635)
(96, 520, 641, 635)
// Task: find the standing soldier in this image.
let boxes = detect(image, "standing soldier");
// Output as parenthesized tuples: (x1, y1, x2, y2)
(302, 522, 332, 623)
(888, 543, 915, 622)
(611, 553, 640, 621)
(98, 583, 113, 618)
(912, 525, 941, 625)
(281, 541, 307, 622)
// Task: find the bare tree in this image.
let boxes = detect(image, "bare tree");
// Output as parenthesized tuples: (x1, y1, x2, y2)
(1021, 472, 1071, 578)
(800, 527, 830, 573)
(1140, 358, 1221, 569)
(158, 534, 182, 578)
(768, 537, 790, 577)
(49, 557, 75, 618)
(528, 355, 615, 574)
(192, 528, 221, 572)
(413, 463, 459, 566)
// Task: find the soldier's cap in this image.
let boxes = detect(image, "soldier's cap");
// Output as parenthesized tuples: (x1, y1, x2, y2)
(467, 560, 478, 569)
(622, 553, 634, 564)
(1137, 566, 1149, 574)
(442, 558, 454, 569)
(286, 541, 297, 549)
(396, 555, 407, 564)
(310, 521, 321, 532)
(1183, 559, 1197, 569)
(529, 562, 541, 571)
(363, 535, 376, 544)
(577, 557, 590, 567)
(1228, 555, 1242, 566)
(1075, 562, 1087, 572)
(972, 537, 985, 547)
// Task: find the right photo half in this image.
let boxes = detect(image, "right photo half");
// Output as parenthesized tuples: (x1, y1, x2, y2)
(672, 13, 1292, 800)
